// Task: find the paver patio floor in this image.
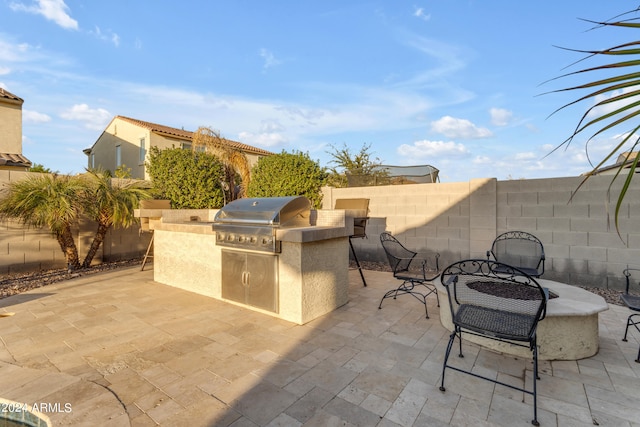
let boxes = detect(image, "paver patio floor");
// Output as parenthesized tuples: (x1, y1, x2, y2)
(0, 265, 638, 426)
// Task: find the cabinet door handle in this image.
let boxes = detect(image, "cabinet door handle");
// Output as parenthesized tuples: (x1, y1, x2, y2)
(245, 271, 250, 287)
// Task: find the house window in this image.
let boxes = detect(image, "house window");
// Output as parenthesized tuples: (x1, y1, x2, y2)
(115, 145, 122, 168)
(90, 153, 95, 168)
(139, 138, 146, 163)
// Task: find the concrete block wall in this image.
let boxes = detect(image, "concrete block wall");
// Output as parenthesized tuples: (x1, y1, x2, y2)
(0, 171, 149, 275)
(323, 174, 640, 291)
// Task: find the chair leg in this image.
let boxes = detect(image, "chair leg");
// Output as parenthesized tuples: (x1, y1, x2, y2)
(439, 329, 457, 392)
(622, 313, 640, 341)
(378, 280, 433, 318)
(531, 343, 540, 426)
(348, 237, 367, 287)
(141, 232, 154, 271)
(622, 313, 640, 363)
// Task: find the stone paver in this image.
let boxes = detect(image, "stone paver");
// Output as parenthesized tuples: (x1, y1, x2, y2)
(0, 265, 638, 426)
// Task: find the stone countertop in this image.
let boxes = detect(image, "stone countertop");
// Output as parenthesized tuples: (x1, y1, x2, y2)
(135, 208, 352, 242)
(151, 220, 215, 235)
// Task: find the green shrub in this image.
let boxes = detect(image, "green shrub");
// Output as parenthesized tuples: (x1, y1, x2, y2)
(146, 147, 225, 208)
(247, 151, 327, 208)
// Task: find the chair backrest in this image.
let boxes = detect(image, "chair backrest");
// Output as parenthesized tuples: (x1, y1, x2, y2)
(440, 259, 547, 340)
(335, 198, 369, 238)
(489, 231, 544, 275)
(380, 232, 416, 274)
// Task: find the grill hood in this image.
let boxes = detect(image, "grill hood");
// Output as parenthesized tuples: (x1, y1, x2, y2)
(214, 196, 311, 227)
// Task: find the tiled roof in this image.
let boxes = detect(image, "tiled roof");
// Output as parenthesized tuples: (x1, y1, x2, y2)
(0, 88, 24, 104)
(116, 115, 273, 156)
(0, 153, 32, 167)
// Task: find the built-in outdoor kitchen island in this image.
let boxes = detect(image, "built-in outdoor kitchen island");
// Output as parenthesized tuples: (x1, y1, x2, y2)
(135, 197, 355, 325)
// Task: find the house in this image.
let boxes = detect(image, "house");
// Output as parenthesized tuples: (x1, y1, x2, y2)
(588, 151, 640, 176)
(83, 115, 273, 180)
(0, 88, 32, 170)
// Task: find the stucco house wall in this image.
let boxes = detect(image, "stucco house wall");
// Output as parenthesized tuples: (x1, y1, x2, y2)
(0, 88, 31, 171)
(84, 116, 272, 180)
(0, 90, 22, 155)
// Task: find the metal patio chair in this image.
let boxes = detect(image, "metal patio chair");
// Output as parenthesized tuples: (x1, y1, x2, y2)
(487, 231, 545, 277)
(439, 259, 547, 426)
(621, 267, 640, 363)
(335, 198, 370, 287)
(378, 232, 440, 318)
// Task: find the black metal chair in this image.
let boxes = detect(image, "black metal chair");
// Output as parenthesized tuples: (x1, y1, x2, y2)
(439, 259, 547, 426)
(487, 231, 545, 277)
(378, 232, 440, 318)
(621, 267, 640, 363)
(335, 198, 370, 287)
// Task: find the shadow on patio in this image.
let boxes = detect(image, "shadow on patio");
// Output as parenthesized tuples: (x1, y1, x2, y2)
(0, 266, 638, 426)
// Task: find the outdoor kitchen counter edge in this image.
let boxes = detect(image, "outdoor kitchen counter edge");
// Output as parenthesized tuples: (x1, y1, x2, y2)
(276, 225, 351, 243)
(148, 221, 350, 242)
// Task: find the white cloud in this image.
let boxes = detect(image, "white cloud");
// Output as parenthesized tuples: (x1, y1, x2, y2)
(59, 104, 111, 130)
(10, 0, 78, 30)
(238, 119, 287, 147)
(397, 139, 468, 159)
(238, 130, 287, 148)
(413, 7, 431, 22)
(0, 66, 10, 75)
(490, 107, 512, 126)
(90, 26, 120, 47)
(472, 155, 492, 165)
(23, 109, 51, 123)
(0, 40, 32, 62)
(260, 48, 281, 70)
(515, 152, 536, 160)
(430, 116, 492, 139)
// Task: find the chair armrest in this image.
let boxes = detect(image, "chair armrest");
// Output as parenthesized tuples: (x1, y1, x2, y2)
(623, 268, 640, 294)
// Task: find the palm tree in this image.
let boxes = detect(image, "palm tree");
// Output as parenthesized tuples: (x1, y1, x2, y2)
(80, 168, 151, 268)
(548, 6, 640, 232)
(0, 174, 84, 270)
(191, 127, 251, 201)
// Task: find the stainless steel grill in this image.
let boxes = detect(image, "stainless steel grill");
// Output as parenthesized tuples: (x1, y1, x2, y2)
(213, 196, 311, 253)
(214, 196, 312, 314)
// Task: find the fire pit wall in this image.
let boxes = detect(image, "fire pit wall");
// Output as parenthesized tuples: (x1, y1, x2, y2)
(135, 207, 353, 325)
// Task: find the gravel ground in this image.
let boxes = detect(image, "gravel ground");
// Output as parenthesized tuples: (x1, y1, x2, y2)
(0, 258, 143, 300)
(0, 258, 629, 307)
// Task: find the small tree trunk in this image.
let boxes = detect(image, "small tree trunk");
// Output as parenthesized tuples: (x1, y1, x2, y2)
(82, 222, 110, 269)
(56, 225, 81, 270)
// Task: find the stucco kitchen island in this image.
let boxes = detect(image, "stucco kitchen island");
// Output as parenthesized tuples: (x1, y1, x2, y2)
(135, 203, 353, 325)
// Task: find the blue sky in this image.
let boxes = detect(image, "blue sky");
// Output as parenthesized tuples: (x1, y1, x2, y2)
(1, 0, 636, 181)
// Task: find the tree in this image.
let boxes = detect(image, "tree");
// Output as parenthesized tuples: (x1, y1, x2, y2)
(548, 6, 640, 232)
(29, 163, 57, 174)
(146, 146, 226, 208)
(191, 127, 251, 201)
(326, 143, 388, 187)
(79, 168, 151, 268)
(0, 174, 85, 270)
(246, 151, 327, 208)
